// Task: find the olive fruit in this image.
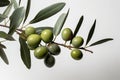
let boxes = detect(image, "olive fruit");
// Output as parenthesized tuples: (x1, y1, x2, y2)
(27, 34, 41, 46)
(44, 54, 55, 68)
(62, 28, 73, 41)
(72, 36, 84, 48)
(25, 26, 36, 36)
(34, 46, 48, 59)
(28, 45, 38, 50)
(41, 29, 53, 43)
(48, 43, 61, 55)
(71, 49, 83, 60)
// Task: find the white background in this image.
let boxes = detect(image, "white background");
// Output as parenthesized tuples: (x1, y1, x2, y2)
(0, 0, 120, 80)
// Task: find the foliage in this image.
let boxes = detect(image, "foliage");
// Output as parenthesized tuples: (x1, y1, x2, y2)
(0, 0, 113, 69)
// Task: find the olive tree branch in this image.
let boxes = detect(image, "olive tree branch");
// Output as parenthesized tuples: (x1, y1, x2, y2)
(53, 42, 93, 53)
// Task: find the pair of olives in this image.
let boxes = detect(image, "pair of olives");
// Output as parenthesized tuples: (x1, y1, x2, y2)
(25, 26, 60, 67)
(61, 28, 84, 60)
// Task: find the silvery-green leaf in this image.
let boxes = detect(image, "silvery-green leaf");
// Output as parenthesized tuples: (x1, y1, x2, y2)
(3, 3, 13, 16)
(19, 37, 31, 69)
(8, 7, 25, 35)
(0, 14, 7, 22)
(30, 2, 65, 24)
(0, 31, 15, 41)
(11, 0, 19, 9)
(89, 38, 113, 47)
(53, 9, 69, 36)
(23, 0, 31, 23)
(0, 48, 9, 64)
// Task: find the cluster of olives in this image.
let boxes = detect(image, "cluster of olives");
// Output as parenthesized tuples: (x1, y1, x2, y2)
(62, 28, 84, 60)
(24, 26, 84, 67)
(25, 26, 60, 67)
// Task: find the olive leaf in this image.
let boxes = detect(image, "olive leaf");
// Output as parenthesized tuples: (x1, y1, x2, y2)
(0, 43, 6, 48)
(0, 31, 15, 41)
(53, 9, 69, 37)
(70, 15, 84, 44)
(44, 54, 55, 68)
(89, 38, 113, 47)
(3, 3, 13, 16)
(8, 7, 25, 35)
(19, 0, 21, 5)
(23, 0, 31, 23)
(36, 26, 53, 34)
(86, 20, 96, 45)
(0, 48, 9, 64)
(0, 0, 10, 7)
(29, 2, 65, 24)
(0, 14, 7, 22)
(11, 0, 19, 9)
(19, 37, 31, 69)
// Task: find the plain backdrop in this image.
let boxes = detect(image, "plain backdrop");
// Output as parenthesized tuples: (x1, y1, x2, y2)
(0, 0, 120, 80)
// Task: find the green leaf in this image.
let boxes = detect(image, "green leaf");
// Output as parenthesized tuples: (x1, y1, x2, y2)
(30, 2, 65, 24)
(0, 48, 9, 64)
(0, 31, 15, 41)
(0, 0, 10, 7)
(89, 38, 113, 47)
(23, 0, 31, 23)
(11, 0, 19, 9)
(8, 7, 25, 35)
(70, 15, 84, 44)
(0, 14, 7, 22)
(19, 0, 21, 5)
(19, 37, 31, 69)
(3, 3, 13, 16)
(86, 20, 96, 45)
(36, 26, 53, 34)
(0, 43, 6, 48)
(53, 9, 69, 36)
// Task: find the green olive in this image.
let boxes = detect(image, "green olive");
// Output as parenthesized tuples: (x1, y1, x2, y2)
(62, 28, 73, 41)
(44, 54, 55, 68)
(72, 36, 84, 48)
(25, 26, 36, 36)
(34, 46, 48, 59)
(27, 34, 41, 46)
(71, 49, 83, 60)
(41, 29, 53, 43)
(48, 43, 61, 55)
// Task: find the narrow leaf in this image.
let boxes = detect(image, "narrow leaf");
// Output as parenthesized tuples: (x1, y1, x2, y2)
(3, 3, 13, 16)
(89, 38, 113, 47)
(0, 48, 9, 64)
(0, 14, 7, 22)
(0, 43, 6, 48)
(36, 26, 53, 34)
(11, 0, 19, 9)
(0, 31, 15, 41)
(19, 37, 31, 69)
(86, 20, 96, 45)
(30, 2, 65, 24)
(0, 0, 10, 7)
(53, 9, 69, 36)
(23, 0, 31, 23)
(70, 15, 84, 44)
(8, 7, 25, 35)
(19, 0, 21, 5)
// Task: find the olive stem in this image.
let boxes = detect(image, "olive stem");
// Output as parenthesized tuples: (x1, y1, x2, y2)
(0, 24, 23, 32)
(53, 42, 93, 53)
